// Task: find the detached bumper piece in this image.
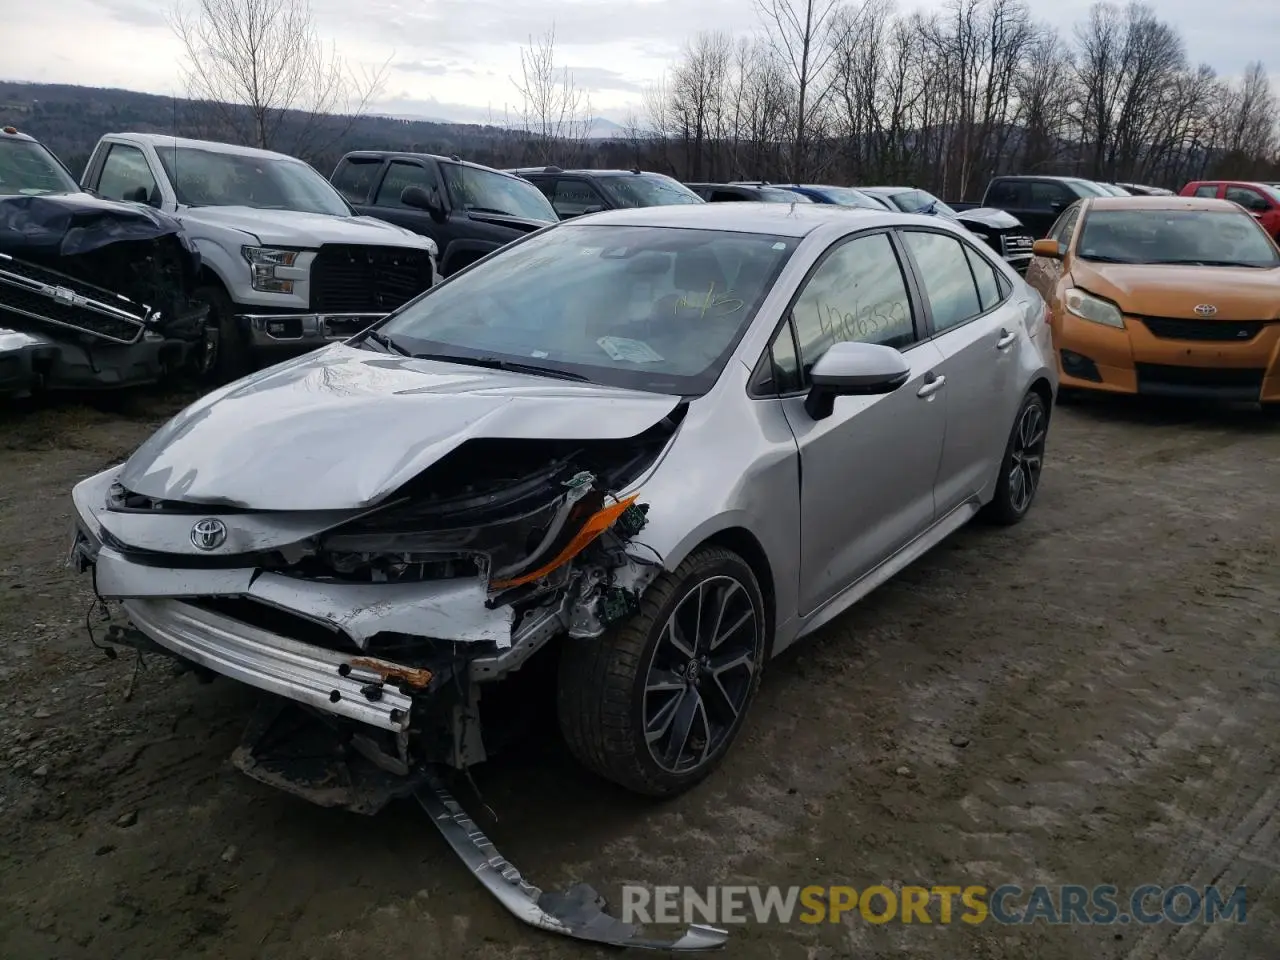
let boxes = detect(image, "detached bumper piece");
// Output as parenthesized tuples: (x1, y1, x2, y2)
(0, 251, 157, 344)
(416, 770, 729, 951)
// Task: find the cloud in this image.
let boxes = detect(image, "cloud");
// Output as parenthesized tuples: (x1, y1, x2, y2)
(564, 65, 646, 95)
(91, 0, 167, 28)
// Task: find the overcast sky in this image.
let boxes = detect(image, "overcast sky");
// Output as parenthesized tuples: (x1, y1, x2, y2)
(4, 0, 1278, 125)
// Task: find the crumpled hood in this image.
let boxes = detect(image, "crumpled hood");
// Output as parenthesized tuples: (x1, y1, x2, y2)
(117, 344, 682, 511)
(181, 206, 434, 251)
(0, 192, 190, 257)
(954, 207, 1023, 231)
(1070, 260, 1280, 321)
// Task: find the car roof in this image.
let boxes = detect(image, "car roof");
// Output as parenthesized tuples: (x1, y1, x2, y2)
(105, 132, 302, 163)
(511, 168, 669, 178)
(559, 201, 908, 237)
(1085, 195, 1242, 213)
(342, 150, 525, 178)
(859, 186, 915, 194)
(0, 127, 38, 143)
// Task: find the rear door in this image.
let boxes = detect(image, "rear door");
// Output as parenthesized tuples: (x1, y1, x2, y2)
(772, 229, 947, 614)
(898, 227, 1027, 513)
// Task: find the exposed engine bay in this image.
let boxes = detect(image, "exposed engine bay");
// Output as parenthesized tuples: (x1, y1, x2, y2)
(0, 194, 208, 396)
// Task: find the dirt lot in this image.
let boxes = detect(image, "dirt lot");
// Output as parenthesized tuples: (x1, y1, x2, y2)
(0, 390, 1276, 960)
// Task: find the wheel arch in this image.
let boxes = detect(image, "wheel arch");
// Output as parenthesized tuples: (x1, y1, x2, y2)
(687, 526, 777, 655)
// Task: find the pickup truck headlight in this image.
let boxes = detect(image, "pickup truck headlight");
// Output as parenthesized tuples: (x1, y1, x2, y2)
(242, 245, 299, 294)
(1064, 287, 1125, 329)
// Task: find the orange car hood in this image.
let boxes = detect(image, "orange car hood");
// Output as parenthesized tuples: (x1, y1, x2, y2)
(1069, 259, 1280, 321)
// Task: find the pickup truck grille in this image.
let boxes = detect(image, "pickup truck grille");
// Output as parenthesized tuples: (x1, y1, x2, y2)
(309, 245, 433, 314)
(1000, 234, 1035, 258)
(0, 253, 152, 344)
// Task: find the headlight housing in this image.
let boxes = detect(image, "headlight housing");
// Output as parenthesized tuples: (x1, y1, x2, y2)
(1064, 287, 1125, 329)
(242, 245, 300, 294)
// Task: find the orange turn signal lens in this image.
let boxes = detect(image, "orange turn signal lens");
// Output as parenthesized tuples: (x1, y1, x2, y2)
(490, 494, 639, 590)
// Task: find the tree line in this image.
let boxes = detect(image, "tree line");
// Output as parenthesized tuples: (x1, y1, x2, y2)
(634, 0, 1279, 195)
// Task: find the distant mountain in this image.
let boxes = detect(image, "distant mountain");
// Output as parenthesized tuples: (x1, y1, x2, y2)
(0, 81, 639, 176)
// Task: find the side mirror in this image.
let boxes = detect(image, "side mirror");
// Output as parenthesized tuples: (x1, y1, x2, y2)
(401, 185, 445, 221)
(1032, 238, 1065, 259)
(803, 341, 910, 420)
(580, 205, 605, 215)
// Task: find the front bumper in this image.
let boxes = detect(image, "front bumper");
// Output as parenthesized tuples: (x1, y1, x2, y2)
(242, 311, 387, 350)
(124, 597, 415, 731)
(1053, 313, 1280, 402)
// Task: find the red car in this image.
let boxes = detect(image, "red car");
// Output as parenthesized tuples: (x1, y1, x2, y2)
(1179, 180, 1280, 242)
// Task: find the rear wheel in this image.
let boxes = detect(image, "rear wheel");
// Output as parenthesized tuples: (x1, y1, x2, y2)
(557, 546, 766, 797)
(982, 391, 1049, 525)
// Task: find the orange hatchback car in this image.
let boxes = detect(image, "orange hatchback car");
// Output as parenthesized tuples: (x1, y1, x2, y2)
(1025, 195, 1280, 413)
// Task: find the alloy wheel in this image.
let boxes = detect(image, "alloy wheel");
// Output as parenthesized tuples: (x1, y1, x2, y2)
(642, 575, 760, 774)
(1008, 401, 1047, 513)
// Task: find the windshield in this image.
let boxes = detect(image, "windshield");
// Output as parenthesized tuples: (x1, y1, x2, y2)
(759, 186, 812, 203)
(155, 145, 351, 216)
(441, 163, 558, 222)
(0, 139, 79, 196)
(888, 189, 958, 217)
(376, 224, 797, 394)
(805, 186, 883, 209)
(1077, 209, 1280, 267)
(594, 174, 703, 208)
(1069, 179, 1111, 198)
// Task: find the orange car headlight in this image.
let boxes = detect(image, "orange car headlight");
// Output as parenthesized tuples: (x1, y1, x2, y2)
(1065, 287, 1125, 329)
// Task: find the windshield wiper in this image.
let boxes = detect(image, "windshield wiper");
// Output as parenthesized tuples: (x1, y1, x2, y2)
(1079, 254, 1137, 263)
(411, 352, 590, 381)
(1151, 259, 1266, 268)
(465, 205, 517, 216)
(360, 330, 410, 355)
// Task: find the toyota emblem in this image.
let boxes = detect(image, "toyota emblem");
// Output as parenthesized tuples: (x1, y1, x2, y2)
(190, 518, 228, 551)
(1194, 304, 1217, 317)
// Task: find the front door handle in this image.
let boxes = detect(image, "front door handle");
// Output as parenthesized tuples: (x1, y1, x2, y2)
(917, 373, 946, 398)
(996, 328, 1017, 349)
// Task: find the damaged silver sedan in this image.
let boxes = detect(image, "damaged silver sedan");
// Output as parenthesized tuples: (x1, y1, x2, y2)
(69, 202, 1056, 948)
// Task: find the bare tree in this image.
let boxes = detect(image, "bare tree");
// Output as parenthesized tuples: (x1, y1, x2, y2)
(668, 32, 732, 179)
(170, 0, 386, 159)
(755, 0, 842, 179)
(511, 25, 594, 165)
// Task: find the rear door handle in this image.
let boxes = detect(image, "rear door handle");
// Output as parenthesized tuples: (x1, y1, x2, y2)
(917, 373, 946, 398)
(996, 329, 1017, 350)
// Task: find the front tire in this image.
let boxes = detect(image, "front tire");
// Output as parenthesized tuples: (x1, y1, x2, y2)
(196, 284, 252, 385)
(557, 546, 766, 797)
(982, 391, 1049, 525)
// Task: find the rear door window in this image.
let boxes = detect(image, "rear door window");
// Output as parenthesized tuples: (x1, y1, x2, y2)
(1192, 184, 1220, 199)
(332, 157, 383, 203)
(901, 230, 984, 333)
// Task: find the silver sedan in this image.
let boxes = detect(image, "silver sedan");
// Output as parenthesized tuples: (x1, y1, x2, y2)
(70, 202, 1055, 802)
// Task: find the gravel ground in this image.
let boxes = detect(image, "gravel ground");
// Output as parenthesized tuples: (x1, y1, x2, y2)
(0, 390, 1277, 960)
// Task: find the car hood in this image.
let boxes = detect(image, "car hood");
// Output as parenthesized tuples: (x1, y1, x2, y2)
(116, 343, 683, 511)
(954, 207, 1023, 230)
(179, 206, 435, 250)
(0, 191, 188, 257)
(1070, 260, 1280, 321)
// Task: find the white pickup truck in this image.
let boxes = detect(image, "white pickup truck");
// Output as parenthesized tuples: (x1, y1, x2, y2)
(80, 133, 438, 380)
